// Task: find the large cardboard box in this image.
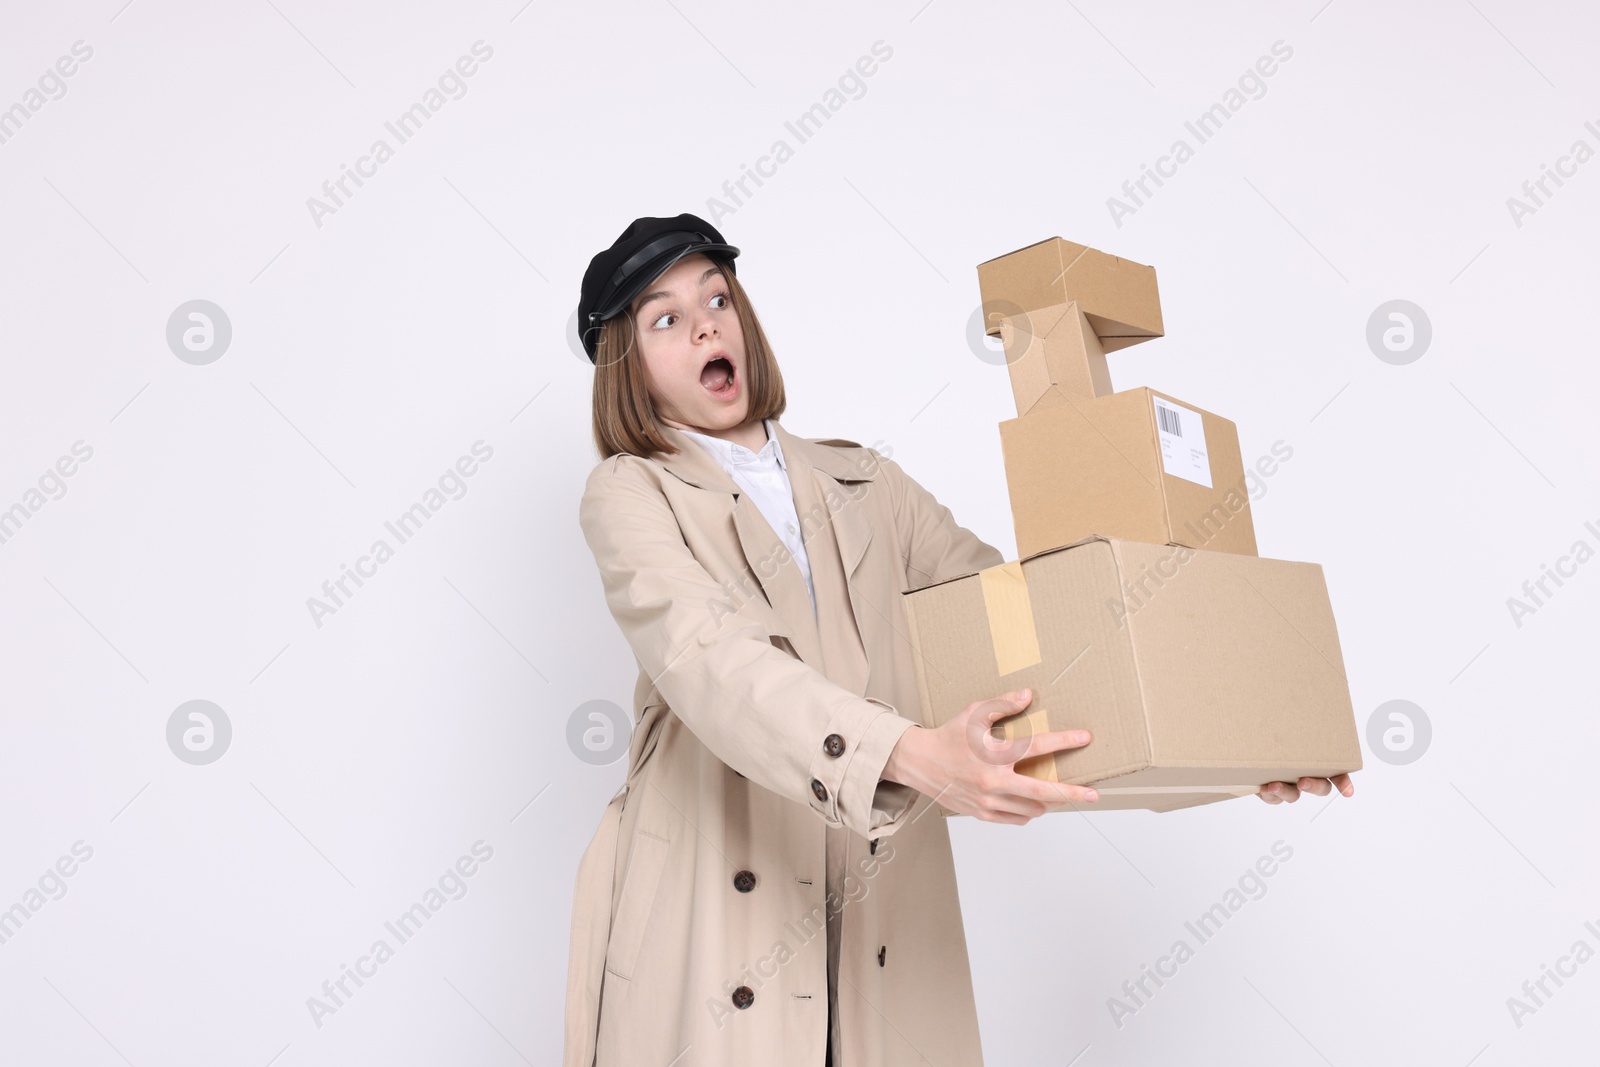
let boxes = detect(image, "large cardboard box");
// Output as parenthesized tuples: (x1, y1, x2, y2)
(977, 237, 1164, 352)
(1000, 382, 1259, 559)
(900, 536, 1361, 816)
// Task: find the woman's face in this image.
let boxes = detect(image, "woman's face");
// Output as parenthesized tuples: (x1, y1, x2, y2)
(629, 252, 749, 435)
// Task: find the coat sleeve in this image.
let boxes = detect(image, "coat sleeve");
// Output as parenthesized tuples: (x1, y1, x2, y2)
(579, 454, 920, 840)
(849, 447, 1008, 824)
(871, 448, 1007, 590)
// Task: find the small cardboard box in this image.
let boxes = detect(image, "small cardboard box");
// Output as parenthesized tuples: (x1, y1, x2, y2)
(900, 536, 1361, 816)
(998, 299, 1114, 416)
(1000, 384, 1259, 559)
(977, 237, 1164, 352)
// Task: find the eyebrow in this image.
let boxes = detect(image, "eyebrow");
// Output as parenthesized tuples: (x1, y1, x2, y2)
(632, 266, 725, 317)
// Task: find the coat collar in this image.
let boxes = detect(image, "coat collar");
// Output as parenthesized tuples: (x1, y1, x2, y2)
(654, 418, 879, 495)
(654, 419, 877, 694)
(675, 417, 789, 474)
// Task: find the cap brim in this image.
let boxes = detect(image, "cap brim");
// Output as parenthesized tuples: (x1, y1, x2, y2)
(593, 242, 739, 322)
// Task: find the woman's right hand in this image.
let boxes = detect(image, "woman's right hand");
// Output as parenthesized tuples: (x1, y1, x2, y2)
(882, 688, 1098, 825)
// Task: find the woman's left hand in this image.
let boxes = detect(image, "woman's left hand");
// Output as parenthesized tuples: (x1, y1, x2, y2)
(1257, 773, 1354, 804)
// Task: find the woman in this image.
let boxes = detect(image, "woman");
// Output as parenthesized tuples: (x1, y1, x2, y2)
(562, 214, 1349, 1066)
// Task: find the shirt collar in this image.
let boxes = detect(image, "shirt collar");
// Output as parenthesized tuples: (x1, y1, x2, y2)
(677, 418, 787, 472)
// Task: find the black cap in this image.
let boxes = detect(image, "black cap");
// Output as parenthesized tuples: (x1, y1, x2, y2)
(577, 213, 739, 363)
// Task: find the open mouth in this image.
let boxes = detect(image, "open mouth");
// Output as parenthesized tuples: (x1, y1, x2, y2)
(700, 355, 737, 398)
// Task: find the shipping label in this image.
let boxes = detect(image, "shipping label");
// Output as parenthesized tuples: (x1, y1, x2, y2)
(1152, 395, 1212, 488)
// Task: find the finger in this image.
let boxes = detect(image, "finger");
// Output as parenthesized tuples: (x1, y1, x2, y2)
(1261, 781, 1300, 802)
(979, 810, 1030, 826)
(966, 784, 1051, 821)
(1015, 727, 1092, 761)
(991, 797, 1051, 821)
(1332, 772, 1354, 797)
(1016, 774, 1099, 807)
(966, 693, 1046, 767)
(1256, 791, 1282, 804)
(1296, 776, 1332, 797)
(981, 689, 1032, 726)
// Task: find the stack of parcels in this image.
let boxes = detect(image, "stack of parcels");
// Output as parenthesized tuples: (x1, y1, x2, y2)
(901, 237, 1362, 815)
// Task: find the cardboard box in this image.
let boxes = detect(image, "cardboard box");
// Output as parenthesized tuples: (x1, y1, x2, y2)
(900, 536, 1361, 816)
(1000, 386, 1259, 559)
(977, 237, 1164, 353)
(998, 299, 1113, 415)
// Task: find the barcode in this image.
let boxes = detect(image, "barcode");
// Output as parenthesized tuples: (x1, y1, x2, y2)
(1156, 403, 1183, 437)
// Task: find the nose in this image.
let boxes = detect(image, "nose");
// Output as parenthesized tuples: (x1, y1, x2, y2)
(692, 307, 720, 342)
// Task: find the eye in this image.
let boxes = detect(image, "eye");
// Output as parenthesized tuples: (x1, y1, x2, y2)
(649, 291, 730, 330)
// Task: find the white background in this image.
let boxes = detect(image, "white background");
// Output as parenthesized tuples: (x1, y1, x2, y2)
(1, 0, 1596, 1063)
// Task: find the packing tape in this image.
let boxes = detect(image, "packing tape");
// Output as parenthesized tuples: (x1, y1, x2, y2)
(978, 561, 1042, 677)
(998, 705, 1056, 780)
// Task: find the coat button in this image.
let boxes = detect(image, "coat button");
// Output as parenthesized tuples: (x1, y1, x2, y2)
(810, 778, 829, 802)
(878, 945, 887, 967)
(869, 838, 879, 855)
(823, 733, 846, 758)
(733, 869, 756, 893)
(732, 985, 755, 1009)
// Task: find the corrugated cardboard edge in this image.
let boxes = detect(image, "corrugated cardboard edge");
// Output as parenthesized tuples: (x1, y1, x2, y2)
(905, 533, 1115, 598)
(1105, 539, 1160, 778)
(1093, 784, 1261, 796)
(974, 234, 1062, 267)
(1318, 559, 1365, 774)
(1139, 388, 1179, 543)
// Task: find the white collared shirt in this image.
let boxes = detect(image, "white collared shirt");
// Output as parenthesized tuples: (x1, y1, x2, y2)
(677, 417, 816, 616)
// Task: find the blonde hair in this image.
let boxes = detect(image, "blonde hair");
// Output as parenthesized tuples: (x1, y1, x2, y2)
(590, 258, 787, 460)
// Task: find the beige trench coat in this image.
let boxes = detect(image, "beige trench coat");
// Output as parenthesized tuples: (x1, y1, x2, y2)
(564, 419, 1005, 1067)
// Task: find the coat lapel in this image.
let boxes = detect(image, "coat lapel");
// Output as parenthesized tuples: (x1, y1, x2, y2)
(653, 420, 879, 696)
(777, 421, 878, 582)
(776, 421, 877, 698)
